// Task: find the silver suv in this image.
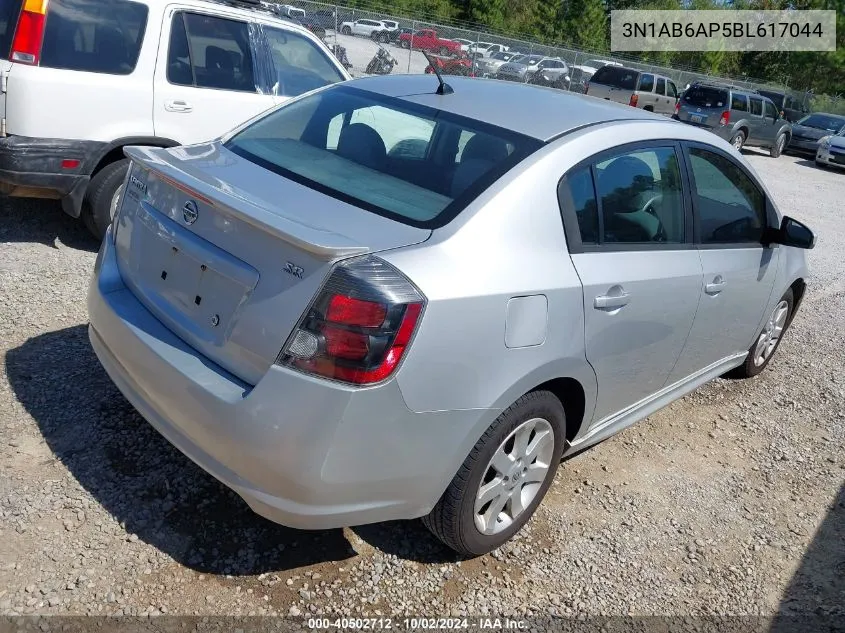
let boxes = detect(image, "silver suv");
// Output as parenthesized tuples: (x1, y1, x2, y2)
(88, 76, 814, 556)
(586, 65, 679, 116)
(675, 83, 793, 157)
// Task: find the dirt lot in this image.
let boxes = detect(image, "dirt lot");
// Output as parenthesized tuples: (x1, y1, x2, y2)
(0, 151, 843, 623)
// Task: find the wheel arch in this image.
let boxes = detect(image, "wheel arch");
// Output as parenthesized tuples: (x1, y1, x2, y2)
(787, 277, 806, 326)
(90, 136, 180, 179)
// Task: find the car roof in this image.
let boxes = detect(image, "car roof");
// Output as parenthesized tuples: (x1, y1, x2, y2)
(348, 75, 666, 142)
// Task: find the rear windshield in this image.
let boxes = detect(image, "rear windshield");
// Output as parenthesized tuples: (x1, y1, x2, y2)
(0, 0, 21, 59)
(225, 85, 541, 228)
(41, 0, 148, 74)
(591, 66, 637, 90)
(684, 86, 728, 108)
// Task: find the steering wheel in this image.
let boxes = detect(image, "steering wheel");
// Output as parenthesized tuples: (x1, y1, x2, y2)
(639, 194, 668, 242)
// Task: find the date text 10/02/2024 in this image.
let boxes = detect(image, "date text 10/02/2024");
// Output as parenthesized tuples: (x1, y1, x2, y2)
(307, 618, 527, 630)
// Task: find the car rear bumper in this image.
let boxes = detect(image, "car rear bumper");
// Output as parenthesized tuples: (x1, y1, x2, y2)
(87, 234, 483, 530)
(0, 135, 105, 216)
(815, 147, 845, 169)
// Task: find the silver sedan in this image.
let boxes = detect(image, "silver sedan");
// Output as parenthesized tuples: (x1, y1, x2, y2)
(88, 75, 814, 556)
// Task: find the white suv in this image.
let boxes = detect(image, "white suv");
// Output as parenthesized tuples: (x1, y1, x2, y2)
(338, 19, 385, 38)
(0, 0, 349, 238)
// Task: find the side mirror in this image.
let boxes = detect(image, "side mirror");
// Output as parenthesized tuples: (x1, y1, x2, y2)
(764, 215, 815, 249)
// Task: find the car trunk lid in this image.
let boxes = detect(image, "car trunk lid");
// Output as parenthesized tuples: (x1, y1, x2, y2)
(679, 86, 729, 127)
(114, 143, 430, 386)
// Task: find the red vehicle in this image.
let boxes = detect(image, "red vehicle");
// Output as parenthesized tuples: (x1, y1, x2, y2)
(398, 29, 462, 56)
(425, 54, 476, 77)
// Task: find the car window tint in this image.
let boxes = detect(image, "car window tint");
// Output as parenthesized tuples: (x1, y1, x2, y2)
(264, 26, 345, 97)
(749, 97, 763, 116)
(656, 78, 666, 95)
(176, 12, 255, 92)
(563, 167, 599, 244)
(591, 66, 637, 90)
(594, 147, 685, 244)
(688, 147, 765, 244)
(638, 73, 655, 92)
(0, 0, 23, 60)
(40, 0, 148, 74)
(684, 86, 727, 108)
(667, 81, 678, 98)
(764, 100, 778, 119)
(731, 94, 748, 111)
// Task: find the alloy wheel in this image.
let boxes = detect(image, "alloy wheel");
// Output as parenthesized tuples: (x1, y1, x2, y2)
(473, 417, 554, 535)
(753, 300, 789, 366)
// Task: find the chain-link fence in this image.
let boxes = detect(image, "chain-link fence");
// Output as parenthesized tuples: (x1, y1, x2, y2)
(272, 0, 820, 107)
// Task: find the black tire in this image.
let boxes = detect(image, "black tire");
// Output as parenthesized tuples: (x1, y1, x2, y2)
(400, 39, 410, 49)
(82, 158, 129, 240)
(730, 130, 746, 151)
(423, 390, 566, 557)
(341, 26, 351, 35)
(727, 288, 794, 379)
(770, 133, 787, 158)
(379, 32, 389, 43)
(439, 46, 449, 56)
(815, 160, 827, 169)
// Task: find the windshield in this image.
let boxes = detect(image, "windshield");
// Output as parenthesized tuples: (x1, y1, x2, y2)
(796, 113, 845, 131)
(225, 85, 541, 228)
(491, 52, 510, 61)
(683, 86, 728, 108)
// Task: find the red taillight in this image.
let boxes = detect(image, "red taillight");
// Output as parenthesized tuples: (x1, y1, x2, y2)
(61, 159, 80, 169)
(629, 94, 638, 107)
(10, 0, 48, 65)
(674, 101, 680, 115)
(719, 111, 730, 125)
(279, 256, 425, 386)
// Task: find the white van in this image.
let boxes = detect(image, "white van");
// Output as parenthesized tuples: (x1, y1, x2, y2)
(0, 0, 349, 238)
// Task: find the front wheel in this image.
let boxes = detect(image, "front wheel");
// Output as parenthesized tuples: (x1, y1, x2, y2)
(770, 133, 787, 158)
(439, 46, 449, 56)
(400, 39, 410, 49)
(82, 158, 130, 240)
(728, 288, 794, 379)
(423, 390, 565, 556)
(341, 26, 351, 35)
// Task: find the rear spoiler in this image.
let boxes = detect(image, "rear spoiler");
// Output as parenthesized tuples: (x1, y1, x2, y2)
(124, 146, 369, 261)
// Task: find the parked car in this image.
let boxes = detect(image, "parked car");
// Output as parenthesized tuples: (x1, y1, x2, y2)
(291, 12, 330, 39)
(469, 42, 509, 57)
(88, 74, 814, 557)
(675, 83, 792, 157)
(586, 65, 679, 116)
(398, 29, 462, 56)
(785, 112, 845, 155)
(275, 4, 305, 19)
(452, 38, 474, 53)
(757, 89, 809, 123)
(496, 56, 567, 84)
(474, 51, 521, 77)
(582, 59, 622, 72)
(339, 19, 387, 38)
(565, 65, 595, 93)
(369, 20, 401, 43)
(424, 54, 475, 77)
(0, 0, 349, 239)
(815, 131, 845, 169)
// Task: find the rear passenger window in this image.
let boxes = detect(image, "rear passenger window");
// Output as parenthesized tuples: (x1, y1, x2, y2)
(749, 97, 763, 116)
(40, 0, 148, 74)
(168, 12, 256, 92)
(561, 148, 686, 247)
(731, 94, 748, 111)
(687, 147, 766, 244)
(656, 78, 666, 95)
(638, 73, 655, 92)
(764, 100, 779, 119)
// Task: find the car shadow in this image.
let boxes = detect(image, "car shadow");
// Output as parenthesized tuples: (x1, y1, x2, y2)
(791, 158, 823, 169)
(0, 197, 99, 252)
(6, 325, 456, 574)
(769, 481, 845, 632)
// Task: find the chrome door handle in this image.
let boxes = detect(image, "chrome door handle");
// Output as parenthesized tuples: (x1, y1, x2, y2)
(594, 291, 630, 310)
(164, 99, 193, 113)
(705, 279, 726, 295)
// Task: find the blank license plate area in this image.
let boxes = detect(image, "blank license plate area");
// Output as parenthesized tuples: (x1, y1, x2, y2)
(134, 208, 254, 338)
(690, 114, 705, 124)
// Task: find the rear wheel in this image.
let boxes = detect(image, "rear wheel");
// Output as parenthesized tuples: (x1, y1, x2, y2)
(770, 133, 787, 158)
(727, 288, 794, 378)
(341, 26, 351, 35)
(82, 158, 129, 240)
(730, 130, 746, 150)
(423, 390, 565, 556)
(379, 32, 389, 43)
(439, 46, 449, 56)
(400, 39, 409, 49)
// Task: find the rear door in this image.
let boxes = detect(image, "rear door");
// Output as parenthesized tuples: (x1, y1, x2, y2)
(761, 99, 781, 145)
(558, 142, 701, 423)
(0, 0, 21, 128)
(667, 143, 778, 383)
(153, 8, 276, 145)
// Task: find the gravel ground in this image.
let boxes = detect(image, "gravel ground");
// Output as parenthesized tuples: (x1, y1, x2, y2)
(0, 151, 843, 624)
